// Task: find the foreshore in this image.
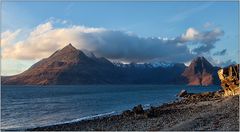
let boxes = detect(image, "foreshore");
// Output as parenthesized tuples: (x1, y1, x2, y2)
(29, 91, 239, 131)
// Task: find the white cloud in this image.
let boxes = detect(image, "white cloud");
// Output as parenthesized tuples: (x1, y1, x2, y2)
(1, 29, 21, 48)
(181, 27, 223, 44)
(210, 58, 236, 68)
(29, 22, 52, 37)
(2, 22, 106, 60)
(181, 27, 199, 41)
(1, 21, 224, 63)
(213, 49, 227, 56)
(179, 27, 224, 54)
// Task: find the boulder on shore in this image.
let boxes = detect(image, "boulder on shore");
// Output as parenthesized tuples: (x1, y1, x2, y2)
(122, 110, 133, 117)
(178, 90, 188, 97)
(144, 106, 156, 118)
(132, 104, 144, 115)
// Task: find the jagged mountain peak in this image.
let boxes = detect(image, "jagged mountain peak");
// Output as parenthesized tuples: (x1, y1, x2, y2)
(59, 43, 79, 54)
(192, 56, 211, 65)
(189, 56, 213, 73)
(48, 43, 87, 62)
(182, 56, 219, 86)
(63, 43, 76, 50)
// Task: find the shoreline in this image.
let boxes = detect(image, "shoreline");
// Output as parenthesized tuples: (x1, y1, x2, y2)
(2, 85, 220, 131)
(2, 99, 172, 131)
(3, 111, 117, 131)
(29, 92, 239, 131)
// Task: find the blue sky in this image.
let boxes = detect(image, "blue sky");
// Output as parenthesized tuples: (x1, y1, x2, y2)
(1, 1, 239, 75)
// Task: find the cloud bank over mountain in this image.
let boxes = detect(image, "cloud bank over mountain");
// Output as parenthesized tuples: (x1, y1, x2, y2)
(2, 21, 225, 63)
(213, 49, 227, 56)
(180, 27, 224, 54)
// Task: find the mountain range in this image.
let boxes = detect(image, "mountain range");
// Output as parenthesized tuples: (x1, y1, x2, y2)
(1, 44, 220, 85)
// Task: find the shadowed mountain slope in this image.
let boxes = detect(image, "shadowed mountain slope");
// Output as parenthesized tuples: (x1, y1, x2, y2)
(1, 44, 220, 85)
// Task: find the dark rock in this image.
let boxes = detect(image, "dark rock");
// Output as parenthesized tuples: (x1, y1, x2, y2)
(132, 104, 144, 115)
(178, 90, 188, 97)
(214, 90, 224, 97)
(122, 110, 133, 117)
(144, 106, 156, 118)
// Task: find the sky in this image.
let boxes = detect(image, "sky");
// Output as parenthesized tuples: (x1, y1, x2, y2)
(1, 1, 239, 75)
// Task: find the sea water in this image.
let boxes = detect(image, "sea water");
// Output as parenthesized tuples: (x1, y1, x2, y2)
(1, 85, 219, 130)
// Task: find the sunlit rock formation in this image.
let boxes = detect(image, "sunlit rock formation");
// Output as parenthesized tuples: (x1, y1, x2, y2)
(218, 64, 240, 96)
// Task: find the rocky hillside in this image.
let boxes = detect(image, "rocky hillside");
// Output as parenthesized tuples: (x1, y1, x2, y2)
(1, 44, 121, 85)
(182, 57, 220, 86)
(1, 44, 221, 85)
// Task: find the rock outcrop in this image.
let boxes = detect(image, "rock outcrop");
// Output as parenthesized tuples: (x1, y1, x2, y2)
(218, 64, 240, 96)
(132, 105, 144, 115)
(182, 56, 220, 86)
(177, 90, 188, 97)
